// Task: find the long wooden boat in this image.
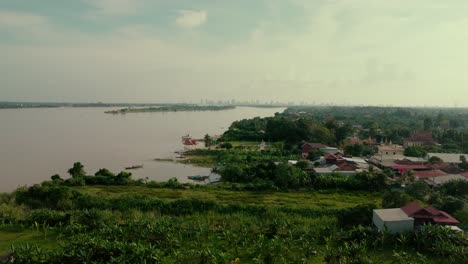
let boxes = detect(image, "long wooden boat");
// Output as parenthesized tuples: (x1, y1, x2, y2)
(187, 175, 209, 181)
(125, 164, 143, 170)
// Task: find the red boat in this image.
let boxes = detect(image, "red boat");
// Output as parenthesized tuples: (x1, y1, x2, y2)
(182, 134, 198, 145)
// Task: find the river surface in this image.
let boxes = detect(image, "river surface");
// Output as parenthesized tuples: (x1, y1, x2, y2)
(0, 107, 284, 192)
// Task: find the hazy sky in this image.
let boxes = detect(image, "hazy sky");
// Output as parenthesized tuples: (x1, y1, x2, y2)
(1, 0, 468, 106)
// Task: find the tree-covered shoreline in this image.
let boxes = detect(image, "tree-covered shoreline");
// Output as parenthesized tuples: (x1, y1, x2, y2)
(105, 105, 236, 114)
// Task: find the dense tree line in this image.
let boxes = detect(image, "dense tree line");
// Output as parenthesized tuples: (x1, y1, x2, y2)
(220, 161, 388, 191)
(222, 106, 468, 153)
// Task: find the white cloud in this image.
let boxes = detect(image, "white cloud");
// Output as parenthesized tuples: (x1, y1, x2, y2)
(0, 11, 60, 41)
(3, 1, 468, 106)
(0, 11, 48, 29)
(83, 0, 142, 16)
(175, 10, 207, 29)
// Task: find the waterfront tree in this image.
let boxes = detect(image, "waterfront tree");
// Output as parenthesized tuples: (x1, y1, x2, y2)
(204, 134, 213, 148)
(68, 162, 86, 178)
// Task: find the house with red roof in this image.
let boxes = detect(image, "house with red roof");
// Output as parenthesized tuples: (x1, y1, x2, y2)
(302, 143, 327, 158)
(404, 131, 437, 147)
(460, 172, 468, 178)
(412, 170, 447, 179)
(394, 158, 424, 166)
(424, 162, 450, 170)
(388, 164, 429, 174)
(324, 153, 342, 164)
(373, 201, 460, 233)
(401, 201, 459, 226)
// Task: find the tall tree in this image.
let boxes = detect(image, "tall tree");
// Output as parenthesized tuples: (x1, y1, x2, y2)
(423, 117, 433, 131)
(68, 162, 86, 178)
(204, 134, 213, 148)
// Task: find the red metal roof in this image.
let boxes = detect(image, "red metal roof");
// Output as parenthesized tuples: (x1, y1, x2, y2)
(413, 170, 447, 179)
(407, 131, 435, 142)
(389, 165, 428, 170)
(394, 159, 422, 165)
(324, 153, 337, 159)
(433, 211, 460, 225)
(401, 202, 459, 225)
(425, 162, 450, 170)
(460, 172, 468, 178)
(441, 166, 462, 174)
(336, 163, 357, 171)
(401, 201, 423, 216)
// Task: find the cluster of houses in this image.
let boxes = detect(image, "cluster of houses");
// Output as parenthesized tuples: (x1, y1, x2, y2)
(300, 131, 466, 233)
(373, 201, 461, 234)
(301, 142, 370, 175)
(372, 154, 468, 186)
(301, 131, 468, 185)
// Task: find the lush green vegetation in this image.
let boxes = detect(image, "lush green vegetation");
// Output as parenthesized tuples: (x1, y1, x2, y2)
(220, 106, 468, 153)
(105, 105, 236, 114)
(2, 174, 466, 263)
(221, 115, 347, 146)
(381, 179, 468, 228)
(219, 162, 388, 191)
(0, 161, 466, 263)
(4, 104, 468, 263)
(180, 147, 301, 168)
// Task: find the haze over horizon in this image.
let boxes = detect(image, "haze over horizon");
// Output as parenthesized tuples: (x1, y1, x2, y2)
(1, 1, 468, 107)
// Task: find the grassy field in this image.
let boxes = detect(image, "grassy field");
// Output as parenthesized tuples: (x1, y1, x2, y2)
(1, 185, 459, 263)
(1, 185, 381, 258)
(0, 226, 59, 255)
(75, 185, 382, 210)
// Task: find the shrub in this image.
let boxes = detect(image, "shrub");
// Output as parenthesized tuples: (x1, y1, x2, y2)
(15, 185, 82, 210)
(406, 182, 430, 200)
(382, 190, 412, 208)
(29, 209, 69, 226)
(337, 204, 377, 228)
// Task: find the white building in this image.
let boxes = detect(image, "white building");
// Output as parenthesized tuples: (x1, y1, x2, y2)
(373, 208, 414, 234)
(377, 144, 405, 159)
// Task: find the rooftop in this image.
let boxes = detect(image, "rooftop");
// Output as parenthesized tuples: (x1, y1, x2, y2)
(406, 131, 435, 142)
(313, 167, 334, 174)
(401, 201, 423, 216)
(423, 174, 467, 186)
(342, 157, 368, 164)
(394, 159, 423, 165)
(401, 202, 460, 225)
(389, 165, 429, 170)
(413, 170, 447, 179)
(378, 145, 405, 151)
(425, 162, 450, 170)
(427, 153, 468, 164)
(302, 143, 326, 149)
(374, 208, 414, 221)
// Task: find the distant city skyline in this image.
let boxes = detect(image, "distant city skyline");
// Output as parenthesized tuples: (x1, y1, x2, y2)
(1, 1, 468, 107)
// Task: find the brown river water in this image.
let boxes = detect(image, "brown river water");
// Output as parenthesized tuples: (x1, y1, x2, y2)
(0, 106, 284, 192)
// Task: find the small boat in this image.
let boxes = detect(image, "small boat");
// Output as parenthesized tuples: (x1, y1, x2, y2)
(182, 134, 198, 146)
(188, 175, 209, 181)
(125, 164, 143, 170)
(183, 138, 198, 145)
